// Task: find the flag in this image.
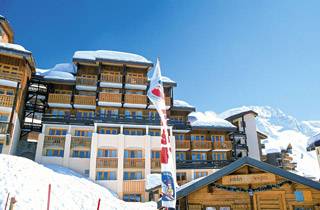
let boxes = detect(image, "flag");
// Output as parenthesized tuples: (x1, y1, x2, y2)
(148, 58, 176, 209)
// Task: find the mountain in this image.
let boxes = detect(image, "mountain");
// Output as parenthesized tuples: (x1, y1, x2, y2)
(220, 106, 320, 179)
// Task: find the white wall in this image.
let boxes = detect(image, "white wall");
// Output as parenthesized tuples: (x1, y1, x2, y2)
(244, 114, 261, 160)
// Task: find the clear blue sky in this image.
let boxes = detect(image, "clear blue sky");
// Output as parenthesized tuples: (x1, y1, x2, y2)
(1, 0, 320, 120)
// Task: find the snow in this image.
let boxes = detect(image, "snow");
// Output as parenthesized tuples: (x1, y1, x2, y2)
(146, 174, 161, 191)
(36, 63, 76, 81)
(0, 42, 31, 53)
(0, 79, 18, 88)
(73, 50, 152, 64)
(308, 133, 320, 145)
(161, 76, 176, 84)
(0, 154, 156, 210)
(188, 111, 236, 129)
(173, 100, 194, 108)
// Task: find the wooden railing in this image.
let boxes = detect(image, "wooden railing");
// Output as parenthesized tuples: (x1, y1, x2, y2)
(191, 141, 212, 150)
(76, 77, 97, 86)
(151, 159, 161, 169)
(71, 136, 91, 148)
(176, 140, 191, 150)
(0, 64, 23, 82)
(44, 135, 66, 148)
(165, 97, 171, 106)
(213, 141, 232, 150)
(0, 95, 14, 107)
(123, 180, 145, 193)
(124, 158, 145, 168)
(125, 76, 146, 85)
(124, 94, 147, 104)
(96, 158, 118, 168)
(100, 73, 122, 83)
(99, 92, 122, 103)
(177, 180, 188, 186)
(48, 93, 71, 104)
(74, 95, 96, 106)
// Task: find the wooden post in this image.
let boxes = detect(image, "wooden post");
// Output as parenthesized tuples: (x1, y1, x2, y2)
(47, 184, 51, 210)
(4, 192, 10, 210)
(8, 197, 16, 210)
(97, 198, 101, 210)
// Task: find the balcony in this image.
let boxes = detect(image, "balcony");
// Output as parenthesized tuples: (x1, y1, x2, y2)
(213, 141, 233, 150)
(125, 76, 147, 90)
(191, 141, 212, 151)
(0, 122, 11, 135)
(48, 93, 72, 108)
(43, 135, 66, 148)
(176, 160, 232, 169)
(96, 158, 118, 168)
(124, 158, 145, 168)
(151, 159, 161, 170)
(124, 94, 147, 108)
(71, 136, 91, 149)
(123, 180, 145, 193)
(176, 140, 191, 151)
(98, 92, 122, 107)
(0, 64, 23, 83)
(100, 73, 122, 88)
(177, 180, 188, 186)
(165, 97, 171, 107)
(0, 95, 14, 107)
(73, 95, 96, 109)
(96, 114, 160, 125)
(76, 77, 97, 91)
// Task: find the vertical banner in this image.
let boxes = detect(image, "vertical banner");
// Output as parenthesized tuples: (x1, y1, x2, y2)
(148, 58, 176, 209)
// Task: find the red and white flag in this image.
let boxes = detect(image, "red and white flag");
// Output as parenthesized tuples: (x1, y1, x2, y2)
(148, 58, 176, 209)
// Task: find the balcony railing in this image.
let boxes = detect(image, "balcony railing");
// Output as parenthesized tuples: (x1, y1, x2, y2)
(169, 120, 192, 130)
(76, 77, 97, 86)
(176, 140, 191, 150)
(0, 64, 23, 82)
(123, 180, 145, 193)
(99, 93, 122, 103)
(71, 136, 91, 149)
(43, 135, 66, 148)
(124, 94, 147, 104)
(48, 93, 71, 104)
(176, 160, 232, 169)
(0, 95, 14, 107)
(213, 141, 233, 150)
(125, 76, 146, 85)
(151, 159, 161, 169)
(191, 141, 212, 150)
(74, 95, 96, 106)
(165, 97, 171, 106)
(96, 158, 118, 168)
(100, 73, 122, 83)
(177, 180, 188, 186)
(124, 158, 145, 168)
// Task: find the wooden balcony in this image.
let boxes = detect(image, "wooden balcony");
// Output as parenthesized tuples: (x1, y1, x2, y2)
(74, 95, 96, 106)
(99, 92, 122, 103)
(76, 77, 97, 86)
(165, 97, 171, 106)
(0, 64, 23, 82)
(48, 93, 71, 104)
(124, 94, 147, 104)
(125, 76, 146, 85)
(191, 141, 212, 151)
(96, 158, 118, 168)
(100, 73, 122, 83)
(43, 135, 66, 148)
(71, 136, 91, 149)
(123, 180, 145, 193)
(176, 140, 191, 150)
(151, 159, 161, 169)
(213, 141, 233, 150)
(0, 95, 14, 107)
(124, 158, 145, 168)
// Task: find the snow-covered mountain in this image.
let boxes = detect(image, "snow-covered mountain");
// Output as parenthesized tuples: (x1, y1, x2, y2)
(220, 106, 320, 179)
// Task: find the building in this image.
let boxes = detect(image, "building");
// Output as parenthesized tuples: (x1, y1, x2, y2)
(264, 144, 297, 171)
(175, 157, 320, 210)
(307, 133, 320, 169)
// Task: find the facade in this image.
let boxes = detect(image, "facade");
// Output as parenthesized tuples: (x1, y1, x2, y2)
(264, 144, 297, 171)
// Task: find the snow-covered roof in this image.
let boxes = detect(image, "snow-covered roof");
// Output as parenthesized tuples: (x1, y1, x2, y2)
(36, 63, 76, 82)
(73, 50, 152, 65)
(307, 133, 320, 150)
(265, 146, 281, 154)
(220, 106, 258, 120)
(146, 174, 161, 191)
(188, 111, 237, 131)
(173, 100, 195, 108)
(0, 42, 31, 54)
(161, 76, 176, 84)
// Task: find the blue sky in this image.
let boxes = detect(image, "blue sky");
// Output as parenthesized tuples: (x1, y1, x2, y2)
(1, 0, 320, 120)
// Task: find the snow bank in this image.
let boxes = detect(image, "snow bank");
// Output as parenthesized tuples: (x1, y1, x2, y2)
(173, 100, 194, 108)
(188, 111, 236, 129)
(36, 63, 76, 81)
(146, 174, 161, 191)
(0, 155, 156, 210)
(0, 42, 31, 53)
(73, 50, 152, 64)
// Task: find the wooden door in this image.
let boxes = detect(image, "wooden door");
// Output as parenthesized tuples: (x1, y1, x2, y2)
(254, 191, 286, 210)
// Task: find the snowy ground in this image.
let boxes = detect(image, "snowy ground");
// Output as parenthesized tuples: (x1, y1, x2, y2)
(0, 154, 156, 210)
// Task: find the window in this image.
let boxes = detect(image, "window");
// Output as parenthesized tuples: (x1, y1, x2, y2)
(191, 152, 207, 160)
(46, 149, 64, 157)
(48, 129, 67, 136)
(191, 135, 205, 141)
(123, 171, 143, 180)
(0, 88, 15, 96)
(123, 129, 144, 136)
(72, 150, 90, 158)
(174, 134, 184, 140)
(123, 194, 143, 202)
(98, 127, 118, 135)
(151, 151, 160, 159)
(149, 130, 160, 136)
(124, 110, 143, 119)
(211, 135, 225, 142)
(0, 143, 3, 153)
(76, 111, 94, 119)
(96, 171, 117, 180)
(176, 172, 187, 182)
(194, 171, 208, 179)
(51, 109, 68, 117)
(0, 114, 8, 122)
(124, 150, 142, 158)
(293, 206, 314, 210)
(148, 111, 159, 120)
(99, 108, 118, 118)
(97, 149, 117, 158)
(176, 152, 186, 161)
(212, 152, 227, 160)
(74, 130, 92, 137)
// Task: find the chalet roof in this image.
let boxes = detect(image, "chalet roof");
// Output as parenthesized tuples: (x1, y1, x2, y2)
(171, 100, 196, 112)
(307, 133, 320, 151)
(224, 110, 258, 122)
(176, 156, 320, 199)
(257, 130, 268, 139)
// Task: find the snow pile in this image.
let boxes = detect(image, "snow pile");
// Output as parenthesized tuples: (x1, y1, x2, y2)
(146, 174, 161, 191)
(173, 100, 195, 108)
(188, 111, 236, 129)
(0, 155, 156, 210)
(0, 42, 31, 53)
(221, 106, 320, 179)
(73, 50, 152, 64)
(36, 63, 76, 81)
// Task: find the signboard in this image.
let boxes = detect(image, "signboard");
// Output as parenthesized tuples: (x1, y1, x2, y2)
(222, 173, 276, 185)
